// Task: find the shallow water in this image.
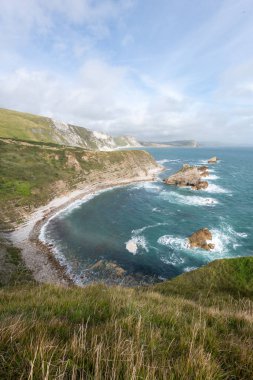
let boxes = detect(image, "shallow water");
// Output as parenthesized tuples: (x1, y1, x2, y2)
(42, 147, 253, 284)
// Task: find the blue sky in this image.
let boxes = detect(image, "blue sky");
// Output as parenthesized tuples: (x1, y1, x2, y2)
(0, 0, 253, 144)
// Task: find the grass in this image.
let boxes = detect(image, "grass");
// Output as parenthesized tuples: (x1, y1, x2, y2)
(0, 258, 253, 379)
(0, 239, 33, 287)
(0, 139, 156, 230)
(0, 108, 137, 150)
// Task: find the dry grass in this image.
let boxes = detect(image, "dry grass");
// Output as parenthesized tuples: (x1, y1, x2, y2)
(0, 270, 253, 380)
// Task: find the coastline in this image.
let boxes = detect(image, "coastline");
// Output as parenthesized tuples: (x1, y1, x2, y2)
(7, 167, 163, 286)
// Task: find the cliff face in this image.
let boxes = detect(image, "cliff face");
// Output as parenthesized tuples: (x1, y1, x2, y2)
(0, 139, 159, 229)
(0, 108, 142, 150)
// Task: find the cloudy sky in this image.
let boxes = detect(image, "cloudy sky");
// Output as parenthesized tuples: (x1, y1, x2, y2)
(0, 0, 253, 144)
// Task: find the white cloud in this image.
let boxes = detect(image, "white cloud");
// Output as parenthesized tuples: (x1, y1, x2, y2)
(0, 0, 253, 145)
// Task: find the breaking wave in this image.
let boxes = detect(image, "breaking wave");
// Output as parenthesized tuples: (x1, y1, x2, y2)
(160, 191, 218, 206)
(205, 184, 231, 194)
(125, 235, 148, 255)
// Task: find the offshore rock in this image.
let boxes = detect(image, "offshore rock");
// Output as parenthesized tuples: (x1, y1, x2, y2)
(188, 228, 215, 251)
(208, 156, 218, 163)
(163, 165, 209, 190)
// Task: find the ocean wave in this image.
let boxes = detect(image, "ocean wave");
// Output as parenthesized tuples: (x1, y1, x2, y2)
(207, 174, 220, 180)
(204, 184, 231, 194)
(157, 224, 247, 258)
(125, 235, 148, 255)
(184, 266, 197, 272)
(157, 159, 181, 164)
(160, 191, 218, 207)
(132, 222, 168, 235)
(131, 182, 161, 192)
(160, 253, 185, 265)
(158, 235, 188, 250)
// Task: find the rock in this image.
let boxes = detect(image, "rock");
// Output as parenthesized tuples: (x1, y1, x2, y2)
(198, 165, 208, 171)
(88, 260, 126, 277)
(188, 228, 215, 251)
(208, 156, 218, 164)
(197, 166, 209, 177)
(192, 181, 209, 190)
(163, 164, 209, 190)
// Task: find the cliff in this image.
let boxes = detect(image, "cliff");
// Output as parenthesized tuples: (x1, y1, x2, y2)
(0, 108, 142, 150)
(0, 138, 159, 229)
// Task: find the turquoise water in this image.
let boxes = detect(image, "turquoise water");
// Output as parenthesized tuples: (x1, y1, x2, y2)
(42, 148, 253, 284)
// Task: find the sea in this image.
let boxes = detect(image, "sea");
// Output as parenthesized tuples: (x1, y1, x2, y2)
(40, 147, 253, 284)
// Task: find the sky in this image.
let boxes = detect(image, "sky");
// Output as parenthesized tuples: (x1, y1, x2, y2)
(0, 0, 253, 145)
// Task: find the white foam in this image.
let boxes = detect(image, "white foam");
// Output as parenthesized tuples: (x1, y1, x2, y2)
(205, 184, 231, 194)
(161, 191, 218, 207)
(160, 253, 185, 265)
(131, 182, 161, 192)
(125, 235, 148, 255)
(184, 266, 197, 272)
(158, 235, 188, 250)
(132, 222, 168, 235)
(157, 223, 247, 259)
(157, 159, 181, 164)
(207, 174, 220, 180)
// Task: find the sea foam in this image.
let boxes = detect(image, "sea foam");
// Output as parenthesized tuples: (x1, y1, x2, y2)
(125, 235, 148, 255)
(205, 184, 231, 194)
(160, 191, 218, 207)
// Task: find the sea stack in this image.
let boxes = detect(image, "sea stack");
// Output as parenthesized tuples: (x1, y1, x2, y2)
(163, 164, 209, 190)
(188, 228, 215, 251)
(208, 156, 218, 164)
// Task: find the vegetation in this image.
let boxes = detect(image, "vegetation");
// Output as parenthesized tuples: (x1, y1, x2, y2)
(0, 138, 155, 230)
(0, 239, 33, 287)
(0, 257, 252, 379)
(0, 108, 140, 150)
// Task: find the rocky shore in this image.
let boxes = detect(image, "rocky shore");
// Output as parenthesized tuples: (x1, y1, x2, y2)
(188, 228, 215, 251)
(7, 166, 163, 286)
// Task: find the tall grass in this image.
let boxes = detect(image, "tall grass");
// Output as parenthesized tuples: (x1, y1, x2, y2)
(0, 277, 253, 379)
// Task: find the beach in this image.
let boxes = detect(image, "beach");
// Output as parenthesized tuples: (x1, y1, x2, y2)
(6, 167, 162, 286)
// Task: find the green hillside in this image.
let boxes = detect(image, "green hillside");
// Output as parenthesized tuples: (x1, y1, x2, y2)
(0, 253, 252, 379)
(0, 108, 53, 142)
(0, 138, 156, 230)
(0, 108, 141, 150)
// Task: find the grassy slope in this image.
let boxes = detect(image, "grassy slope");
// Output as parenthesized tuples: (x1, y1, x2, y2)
(0, 257, 253, 379)
(0, 108, 139, 149)
(0, 139, 156, 229)
(0, 108, 53, 142)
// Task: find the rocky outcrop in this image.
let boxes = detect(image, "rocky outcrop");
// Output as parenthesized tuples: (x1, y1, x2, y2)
(208, 156, 218, 164)
(197, 166, 209, 177)
(88, 260, 126, 278)
(163, 165, 209, 190)
(188, 228, 215, 251)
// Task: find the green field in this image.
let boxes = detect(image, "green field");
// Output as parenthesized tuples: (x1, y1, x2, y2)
(0, 108, 53, 142)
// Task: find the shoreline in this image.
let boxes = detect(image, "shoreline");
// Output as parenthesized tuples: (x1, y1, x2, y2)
(7, 167, 163, 286)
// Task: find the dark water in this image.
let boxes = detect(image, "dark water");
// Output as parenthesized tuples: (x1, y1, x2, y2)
(41, 147, 253, 284)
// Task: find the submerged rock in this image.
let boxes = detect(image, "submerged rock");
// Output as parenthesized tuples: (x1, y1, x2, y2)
(208, 156, 218, 164)
(88, 260, 126, 277)
(163, 165, 209, 190)
(188, 228, 215, 251)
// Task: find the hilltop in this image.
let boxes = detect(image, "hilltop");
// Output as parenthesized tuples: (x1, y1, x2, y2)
(0, 248, 253, 379)
(0, 108, 141, 150)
